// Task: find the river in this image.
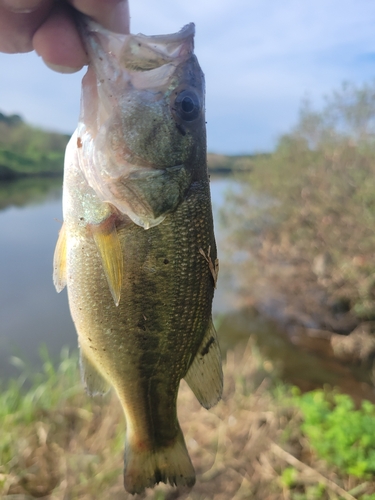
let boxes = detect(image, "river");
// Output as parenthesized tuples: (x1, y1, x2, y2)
(2, 177, 375, 403)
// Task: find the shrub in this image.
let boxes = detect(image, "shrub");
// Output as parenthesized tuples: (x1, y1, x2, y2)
(295, 389, 375, 478)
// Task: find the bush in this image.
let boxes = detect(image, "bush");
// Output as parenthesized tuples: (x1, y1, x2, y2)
(295, 389, 375, 478)
(223, 80, 375, 320)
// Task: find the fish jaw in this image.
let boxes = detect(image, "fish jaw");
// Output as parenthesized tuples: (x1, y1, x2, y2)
(77, 19, 207, 229)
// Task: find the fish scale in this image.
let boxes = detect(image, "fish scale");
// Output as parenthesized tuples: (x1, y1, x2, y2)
(54, 17, 222, 494)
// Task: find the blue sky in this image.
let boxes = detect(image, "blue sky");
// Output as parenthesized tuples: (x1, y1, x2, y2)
(1, 0, 375, 154)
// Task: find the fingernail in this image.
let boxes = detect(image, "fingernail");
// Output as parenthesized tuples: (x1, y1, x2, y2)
(44, 61, 83, 74)
(2, 0, 41, 13)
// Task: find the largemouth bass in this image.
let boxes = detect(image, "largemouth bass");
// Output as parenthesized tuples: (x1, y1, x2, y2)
(53, 17, 222, 494)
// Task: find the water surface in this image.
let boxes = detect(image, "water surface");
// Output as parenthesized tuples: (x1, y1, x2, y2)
(0, 191, 76, 379)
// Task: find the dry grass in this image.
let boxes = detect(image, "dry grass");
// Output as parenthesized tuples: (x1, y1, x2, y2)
(1, 344, 374, 499)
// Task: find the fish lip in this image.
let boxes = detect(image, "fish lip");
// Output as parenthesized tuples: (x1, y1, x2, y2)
(80, 17, 195, 74)
(81, 16, 195, 43)
(127, 22, 195, 53)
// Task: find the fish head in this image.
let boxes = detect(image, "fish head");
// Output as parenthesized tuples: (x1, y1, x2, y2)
(78, 20, 206, 228)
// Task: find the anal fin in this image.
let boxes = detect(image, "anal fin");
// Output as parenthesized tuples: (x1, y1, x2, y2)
(80, 348, 110, 396)
(90, 216, 123, 306)
(53, 222, 67, 292)
(184, 318, 223, 409)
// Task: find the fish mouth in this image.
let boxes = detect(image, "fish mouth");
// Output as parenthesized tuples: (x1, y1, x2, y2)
(119, 24, 195, 71)
(81, 18, 195, 86)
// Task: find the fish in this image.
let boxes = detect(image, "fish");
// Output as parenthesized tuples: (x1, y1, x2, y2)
(53, 16, 222, 494)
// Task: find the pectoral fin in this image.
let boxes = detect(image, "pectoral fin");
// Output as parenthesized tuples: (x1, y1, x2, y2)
(53, 223, 67, 292)
(80, 348, 110, 396)
(90, 217, 123, 306)
(184, 319, 223, 409)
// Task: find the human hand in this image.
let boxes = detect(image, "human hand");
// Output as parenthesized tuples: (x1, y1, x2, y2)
(0, 0, 130, 72)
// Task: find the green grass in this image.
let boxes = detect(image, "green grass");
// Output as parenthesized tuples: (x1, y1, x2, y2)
(0, 347, 126, 498)
(0, 347, 81, 464)
(2, 345, 375, 499)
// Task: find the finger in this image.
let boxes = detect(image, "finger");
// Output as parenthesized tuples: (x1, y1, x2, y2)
(69, 0, 130, 34)
(0, 0, 52, 53)
(33, 2, 88, 72)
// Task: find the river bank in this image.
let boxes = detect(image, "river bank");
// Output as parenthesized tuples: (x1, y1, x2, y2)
(2, 345, 375, 499)
(0, 110, 256, 182)
(218, 83, 375, 405)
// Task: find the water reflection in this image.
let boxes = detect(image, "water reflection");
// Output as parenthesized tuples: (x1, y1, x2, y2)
(0, 190, 76, 379)
(0, 177, 63, 210)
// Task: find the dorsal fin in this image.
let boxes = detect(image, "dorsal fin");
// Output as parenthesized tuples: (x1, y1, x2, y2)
(184, 318, 223, 409)
(53, 222, 67, 292)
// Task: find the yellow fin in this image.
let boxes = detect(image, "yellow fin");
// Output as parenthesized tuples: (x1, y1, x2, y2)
(184, 318, 223, 409)
(53, 222, 67, 292)
(90, 217, 123, 306)
(80, 348, 111, 396)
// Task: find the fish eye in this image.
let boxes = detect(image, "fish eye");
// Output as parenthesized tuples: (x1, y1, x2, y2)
(174, 90, 201, 121)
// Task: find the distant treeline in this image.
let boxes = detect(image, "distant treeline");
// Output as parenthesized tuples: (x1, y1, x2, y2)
(207, 152, 269, 175)
(0, 112, 69, 180)
(0, 110, 259, 180)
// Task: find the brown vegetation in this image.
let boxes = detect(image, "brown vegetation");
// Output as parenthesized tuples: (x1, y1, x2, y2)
(2, 344, 375, 499)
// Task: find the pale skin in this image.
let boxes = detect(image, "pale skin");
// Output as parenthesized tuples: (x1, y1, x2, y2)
(0, 0, 130, 72)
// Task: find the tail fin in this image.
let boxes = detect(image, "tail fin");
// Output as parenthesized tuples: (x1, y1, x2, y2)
(123, 426, 195, 494)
